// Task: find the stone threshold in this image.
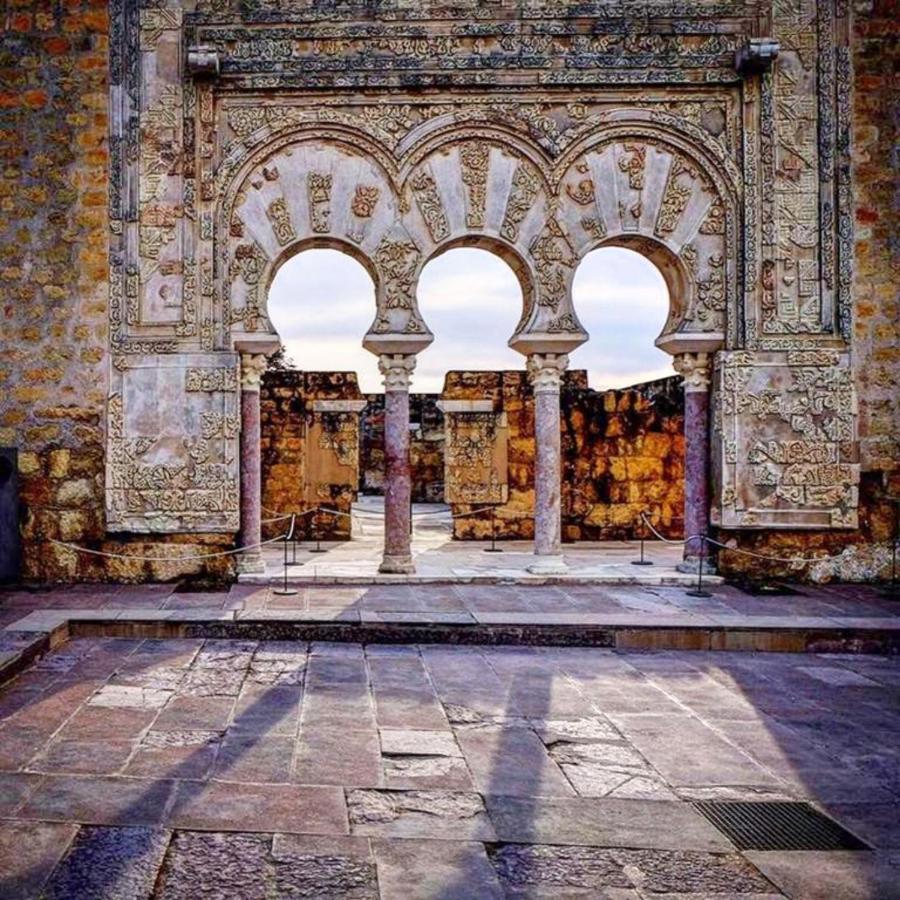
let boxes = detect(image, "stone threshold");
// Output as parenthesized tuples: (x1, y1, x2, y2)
(2, 611, 897, 688)
(238, 570, 725, 587)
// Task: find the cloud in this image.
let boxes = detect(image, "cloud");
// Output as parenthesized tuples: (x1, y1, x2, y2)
(268, 246, 674, 394)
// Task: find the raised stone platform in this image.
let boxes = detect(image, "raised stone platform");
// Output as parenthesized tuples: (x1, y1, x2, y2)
(3, 581, 898, 687)
(244, 501, 717, 587)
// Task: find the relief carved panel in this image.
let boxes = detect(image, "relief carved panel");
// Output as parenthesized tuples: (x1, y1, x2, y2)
(714, 350, 859, 530)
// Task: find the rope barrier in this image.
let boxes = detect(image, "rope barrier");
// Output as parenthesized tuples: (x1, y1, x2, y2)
(47, 530, 290, 563)
(639, 512, 864, 566)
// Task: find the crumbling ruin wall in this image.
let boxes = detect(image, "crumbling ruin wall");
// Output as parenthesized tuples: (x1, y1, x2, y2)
(260, 372, 364, 541)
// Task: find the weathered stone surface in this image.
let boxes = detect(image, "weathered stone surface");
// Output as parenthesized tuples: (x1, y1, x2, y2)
(489, 845, 776, 896)
(155, 831, 271, 900)
(271, 834, 378, 899)
(347, 789, 494, 840)
(42, 825, 170, 900)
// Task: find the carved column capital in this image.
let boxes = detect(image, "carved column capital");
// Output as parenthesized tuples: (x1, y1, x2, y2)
(527, 353, 569, 393)
(239, 353, 268, 392)
(673, 352, 713, 392)
(378, 353, 416, 392)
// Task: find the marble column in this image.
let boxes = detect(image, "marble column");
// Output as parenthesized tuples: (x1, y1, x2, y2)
(378, 353, 416, 574)
(237, 352, 269, 574)
(527, 353, 568, 574)
(673, 351, 715, 573)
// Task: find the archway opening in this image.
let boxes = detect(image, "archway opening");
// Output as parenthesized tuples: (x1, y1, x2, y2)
(261, 248, 378, 545)
(570, 246, 673, 389)
(414, 246, 530, 531)
(267, 248, 379, 390)
(416, 247, 526, 392)
(562, 246, 684, 543)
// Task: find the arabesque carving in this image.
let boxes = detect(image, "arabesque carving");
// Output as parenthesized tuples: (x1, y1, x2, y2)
(105, 0, 858, 534)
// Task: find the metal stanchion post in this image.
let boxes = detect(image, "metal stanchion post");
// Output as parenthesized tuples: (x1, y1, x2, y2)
(686, 534, 712, 598)
(889, 499, 899, 597)
(288, 514, 301, 567)
(310, 507, 327, 553)
(632, 515, 653, 566)
(484, 506, 503, 553)
(273, 523, 297, 596)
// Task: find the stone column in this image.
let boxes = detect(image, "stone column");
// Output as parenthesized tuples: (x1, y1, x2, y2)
(237, 352, 268, 574)
(673, 351, 714, 573)
(378, 353, 416, 574)
(527, 353, 568, 574)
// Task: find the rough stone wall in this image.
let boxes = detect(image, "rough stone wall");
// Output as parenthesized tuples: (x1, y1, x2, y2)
(0, 5, 228, 583)
(260, 372, 363, 541)
(562, 378, 685, 542)
(360, 394, 444, 503)
(716, 3, 899, 583)
(443, 371, 685, 542)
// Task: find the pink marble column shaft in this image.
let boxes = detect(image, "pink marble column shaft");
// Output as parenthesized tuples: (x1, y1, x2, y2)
(527, 353, 568, 574)
(674, 352, 714, 572)
(379, 354, 416, 574)
(238, 353, 268, 574)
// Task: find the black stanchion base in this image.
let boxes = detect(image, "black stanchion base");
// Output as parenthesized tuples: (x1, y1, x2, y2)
(631, 560, 654, 566)
(308, 548, 328, 554)
(686, 589, 712, 598)
(484, 547, 503, 553)
(272, 587, 298, 596)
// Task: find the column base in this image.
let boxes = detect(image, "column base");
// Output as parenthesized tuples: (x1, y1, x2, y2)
(379, 554, 415, 575)
(236, 551, 266, 575)
(677, 556, 717, 576)
(527, 554, 568, 575)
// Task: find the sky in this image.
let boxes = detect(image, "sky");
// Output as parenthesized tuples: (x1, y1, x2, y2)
(267, 246, 674, 394)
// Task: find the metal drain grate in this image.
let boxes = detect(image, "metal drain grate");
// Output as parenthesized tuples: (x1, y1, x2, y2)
(693, 801, 870, 851)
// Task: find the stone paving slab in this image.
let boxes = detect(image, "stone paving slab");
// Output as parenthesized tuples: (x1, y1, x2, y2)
(0, 637, 898, 897)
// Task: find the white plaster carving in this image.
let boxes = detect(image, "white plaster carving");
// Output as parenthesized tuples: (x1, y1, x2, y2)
(527, 353, 569, 393)
(378, 353, 417, 392)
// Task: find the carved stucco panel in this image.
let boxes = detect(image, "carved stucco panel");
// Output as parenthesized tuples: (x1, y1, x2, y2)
(713, 350, 859, 530)
(107, 353, 240, 533)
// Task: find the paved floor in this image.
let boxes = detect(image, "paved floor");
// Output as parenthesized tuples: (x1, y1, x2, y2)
(3, 580, 898, 632)
(0, 637, 898, 898)
(252, 498, 699, 585)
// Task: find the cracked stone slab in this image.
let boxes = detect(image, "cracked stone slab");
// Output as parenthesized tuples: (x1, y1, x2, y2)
(88, 685, 173, 710)
(41, 825, 170, 900)
(382, 755, 473, 791)
(347, 789, 495, 840)
(530, 717, 624, 744)
(379, 729, 461, 757)
(180, 668, 246, 697)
